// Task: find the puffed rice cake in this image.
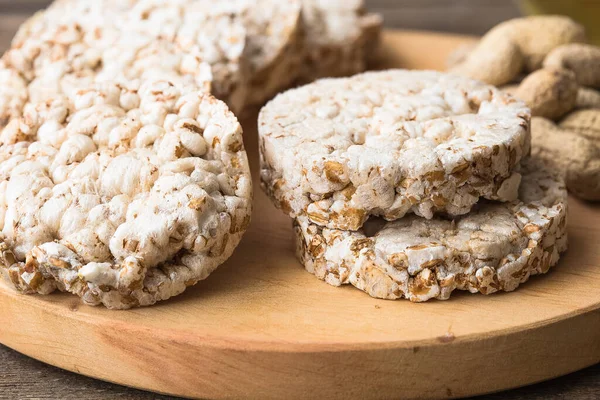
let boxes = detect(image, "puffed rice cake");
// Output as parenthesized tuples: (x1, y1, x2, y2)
(4, 0, 247, 113)
(294, 158, 568, 302)
(112, 0, 253, 113)
(298, 0, 382, 82)
(7, 0, 382, 114)
(242, 0, 304, 108)
(0, 79, 252, 309)
(243, 0, 383, 108)
(259, 70, 531, 231)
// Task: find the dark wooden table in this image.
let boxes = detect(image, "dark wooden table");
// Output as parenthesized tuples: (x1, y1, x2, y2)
(1, 1, 599, 399)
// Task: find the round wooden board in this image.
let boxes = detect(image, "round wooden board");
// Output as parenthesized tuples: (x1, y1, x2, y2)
(1, 30, 600, 400)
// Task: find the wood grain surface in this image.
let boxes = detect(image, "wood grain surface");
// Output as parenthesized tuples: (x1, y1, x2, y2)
(1, 1, 599, 400)
(2, 343, 600, 400)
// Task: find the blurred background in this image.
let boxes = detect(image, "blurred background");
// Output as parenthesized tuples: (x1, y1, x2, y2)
(3, 1, 598, 51)
(0, 0, 524, 52)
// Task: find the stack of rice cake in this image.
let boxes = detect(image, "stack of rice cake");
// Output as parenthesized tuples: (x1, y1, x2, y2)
(259, 70, 568, 301)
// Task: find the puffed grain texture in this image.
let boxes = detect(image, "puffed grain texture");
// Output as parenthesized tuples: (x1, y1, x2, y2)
(4, 0, 248, 114)
(260, 70, 531, 231)
(298, 0, 382, 82)
(243, 0, 303, 108)
(116, 0, 249, 112)
(294, 158, 568, 302)
(0, 80, 252, 309)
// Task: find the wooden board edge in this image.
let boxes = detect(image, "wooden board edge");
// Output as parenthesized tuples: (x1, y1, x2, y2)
(2, 290, 600, 399)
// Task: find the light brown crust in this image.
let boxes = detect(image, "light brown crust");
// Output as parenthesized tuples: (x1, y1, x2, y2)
(260, 70, 531, 231)
(3, 0, 250, 114)
(297, 0, 382, 83)
(0, 80, 253, 309)
(242, 0, 303, 108)
(294, 158, 568, 302)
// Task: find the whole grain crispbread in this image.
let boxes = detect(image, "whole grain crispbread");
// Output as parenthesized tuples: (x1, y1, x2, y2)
(243, 0, 303, 108)
(260, 69, 531, 231)
(0, 79, 252, 309)
(293, 158, 567, 302)
(299, 0, 382, 82)
(3, 0, 248, 114)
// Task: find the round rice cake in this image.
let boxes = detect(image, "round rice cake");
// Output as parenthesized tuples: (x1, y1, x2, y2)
(260, 70, 531, 231)
(113, 0, 304, 110)
(293, 158, 567, 302)
(0, 79, 252, 309)
(3, 0, 247, 115)
(119, 0, 249, 112)
(123, 0, 303, 110)
(298, 0, 382, 82)
(242, 0, 303, 108)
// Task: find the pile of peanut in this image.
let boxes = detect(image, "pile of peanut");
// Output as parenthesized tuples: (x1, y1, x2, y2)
(449, 16, 600, 201)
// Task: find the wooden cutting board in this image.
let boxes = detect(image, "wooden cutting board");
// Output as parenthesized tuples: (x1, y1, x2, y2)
(1, 30, 600, 400)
